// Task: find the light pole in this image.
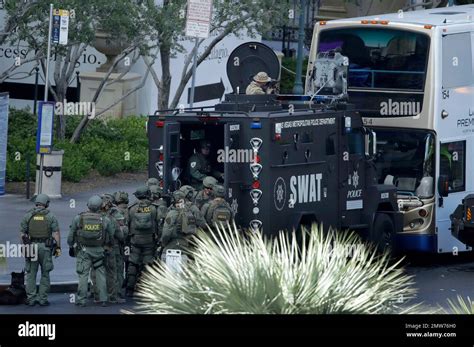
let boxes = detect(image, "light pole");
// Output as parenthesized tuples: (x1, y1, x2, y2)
(292, 0, 306, 95)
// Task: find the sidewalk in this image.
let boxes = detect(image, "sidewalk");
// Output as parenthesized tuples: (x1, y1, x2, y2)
(0, 181, 141, 287)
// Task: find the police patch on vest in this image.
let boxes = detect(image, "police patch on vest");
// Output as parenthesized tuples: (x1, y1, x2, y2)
(191, 162, 196, 168)
(84, 224, 101, 231)
(33, 216, 45, 221)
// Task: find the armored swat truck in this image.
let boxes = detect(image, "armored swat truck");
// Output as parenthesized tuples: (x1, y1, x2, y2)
(147, 42, 402, 250)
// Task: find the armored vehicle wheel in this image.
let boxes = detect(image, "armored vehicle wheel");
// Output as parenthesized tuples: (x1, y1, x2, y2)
(370, 213, 395, 254)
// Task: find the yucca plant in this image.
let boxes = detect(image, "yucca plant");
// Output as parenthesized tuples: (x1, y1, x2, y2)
(446, 296, 474, 314)
(134, 223, 418, 314)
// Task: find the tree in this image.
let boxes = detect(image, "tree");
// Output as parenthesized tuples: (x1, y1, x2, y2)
(3, 0, 152, 140)
(144, 0, 290, 111)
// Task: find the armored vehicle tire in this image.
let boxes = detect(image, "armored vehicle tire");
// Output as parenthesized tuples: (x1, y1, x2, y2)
(370, 213, 395, 254)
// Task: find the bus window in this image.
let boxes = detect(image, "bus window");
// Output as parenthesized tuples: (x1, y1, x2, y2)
(318, 28, 429, 91)
(440, 141, 466, 192)
(442, 33, 473, 89)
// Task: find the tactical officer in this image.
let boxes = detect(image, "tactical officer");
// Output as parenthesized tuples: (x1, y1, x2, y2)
(201, 185, 234, 226)
(146, 177, 160, 188)
(246, 72, 276, 95)
(187, 140, 224, 190)
(194, 176, 217, 209)
(150, 185, 169, 209)
(90, 194, 125, 304)
(125, 186, 164, 297)
(179, 185, 206, 228)
(20, 194, 60, 306)
(161, 190, 205, 263)
(68, 195, 115, 307)
(113, 191, 130, 299)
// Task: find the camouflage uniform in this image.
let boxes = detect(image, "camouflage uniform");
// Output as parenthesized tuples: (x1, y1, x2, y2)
(187, 140, 223, 190)
(194, 176, 217, 209)
(201, 185, 234, 226)
(161, 191, 205, 261)
(20, 194, 60, 306)
(179, 186, 207, 229)
(125, 186, 165, 296)
(68, 196, 115, 307)
(246, 72, 274, 95)
(91, 195, 125, 303)
(113, 191, 130, 299)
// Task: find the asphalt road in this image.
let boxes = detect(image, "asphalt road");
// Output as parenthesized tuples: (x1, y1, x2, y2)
(1, 187, 473, 314)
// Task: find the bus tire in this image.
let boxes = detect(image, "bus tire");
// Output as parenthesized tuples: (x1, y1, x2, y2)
(370, 213, 395, 254)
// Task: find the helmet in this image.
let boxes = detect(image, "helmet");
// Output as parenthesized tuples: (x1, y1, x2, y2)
(149, 185, 162, 198)
(113, 191, 129, 204)
(203, 176, 218, 189)
(199, 140, 211, 150)
(134, 186, 150, 199)
(87, 195, 103, 212)
(146, 177, 159, 187)
(172, 190, 186, 203)
(102, 193, 114, 203)
(213, 185, 226, 198)
(35, 194, 50, 207)
(179, 185, 195, 201)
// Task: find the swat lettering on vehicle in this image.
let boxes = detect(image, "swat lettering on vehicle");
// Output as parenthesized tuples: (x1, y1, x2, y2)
(289, 174, 323, 204)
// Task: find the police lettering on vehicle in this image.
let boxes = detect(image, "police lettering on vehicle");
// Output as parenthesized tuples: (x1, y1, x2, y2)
(289, 173, 323, 204)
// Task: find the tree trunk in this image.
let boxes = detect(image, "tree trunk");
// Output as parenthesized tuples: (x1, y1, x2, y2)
(158, 44, 172, 112)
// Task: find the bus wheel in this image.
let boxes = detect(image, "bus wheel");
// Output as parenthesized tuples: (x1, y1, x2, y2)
(371, 213, 395, 254)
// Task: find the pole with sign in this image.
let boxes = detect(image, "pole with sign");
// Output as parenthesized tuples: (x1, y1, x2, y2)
(37, 5, 69, 194)
(185, 0, 213, 108)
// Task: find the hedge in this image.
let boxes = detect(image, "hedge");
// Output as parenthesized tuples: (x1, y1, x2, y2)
(6, 109, 149, 182)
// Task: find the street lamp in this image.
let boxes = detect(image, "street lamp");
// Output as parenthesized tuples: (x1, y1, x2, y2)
(292, 0, 307, 95)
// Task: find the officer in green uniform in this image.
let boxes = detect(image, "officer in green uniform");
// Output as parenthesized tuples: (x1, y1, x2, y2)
(146, 177, 160, 188)
(201, 185, 234, 226)
(68, 195, 115, 307)
(187, 140, 224, 190)
(179, 185, 206, 228)
(125, 186, 163, 297)
(113, 191, 130, 300)
(194, 176, 217, 209)
(91, 194, 125, 304)
(150, 185, 169, 209)
(20, 194, 61, 306)
(161, 190, 207, 263)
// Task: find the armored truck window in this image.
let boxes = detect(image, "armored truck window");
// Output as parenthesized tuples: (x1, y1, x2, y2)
(442, 33, 473, 89)
(440, 141, 466, 193)
(348, 130, 364, 155)
(170, 133, 179, 155)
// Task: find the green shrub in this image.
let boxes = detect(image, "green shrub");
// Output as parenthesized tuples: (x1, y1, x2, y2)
(135, 224, 419, 314)
(7, 110, 149, 182)
(280, 57, 309, 94)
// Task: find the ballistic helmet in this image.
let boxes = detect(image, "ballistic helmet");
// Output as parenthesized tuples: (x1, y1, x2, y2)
(87, 195, 103, 212)
(35, 194, 50, 207)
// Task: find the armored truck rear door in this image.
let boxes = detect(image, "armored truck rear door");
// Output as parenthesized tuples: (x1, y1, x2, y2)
(224, 122, 244, 224)
(339, 126, 366, 227)
(163, 122, 181, 193)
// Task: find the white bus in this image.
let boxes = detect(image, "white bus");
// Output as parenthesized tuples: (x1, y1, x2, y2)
(306, 5, 474, 253)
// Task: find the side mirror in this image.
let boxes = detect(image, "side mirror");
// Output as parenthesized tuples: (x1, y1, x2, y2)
(438, 175, 450, 197)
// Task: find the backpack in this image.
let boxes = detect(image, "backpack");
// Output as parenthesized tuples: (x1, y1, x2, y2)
(77, 212, 105, 247)
(207, 199, 233, 225)
(27, 209, 51, 239)
(177, 208, 197, 236)
(132, 201, 155, 235)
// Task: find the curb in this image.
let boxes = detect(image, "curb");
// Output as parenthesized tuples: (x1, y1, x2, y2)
(0, 281, 77, 293)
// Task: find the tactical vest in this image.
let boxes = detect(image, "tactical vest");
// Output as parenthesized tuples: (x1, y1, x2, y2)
(28, 209, 51, 239)
(77, 212, 105, 247)
(131, 201, 155, 235)
(177, 208, 197, 236)
(207, 200, 233, 225)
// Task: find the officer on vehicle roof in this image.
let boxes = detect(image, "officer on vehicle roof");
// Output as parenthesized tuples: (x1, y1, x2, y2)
(187, 140, 223, 190)
(246, 71, 276, 95)
(20, 194, 61, 306)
